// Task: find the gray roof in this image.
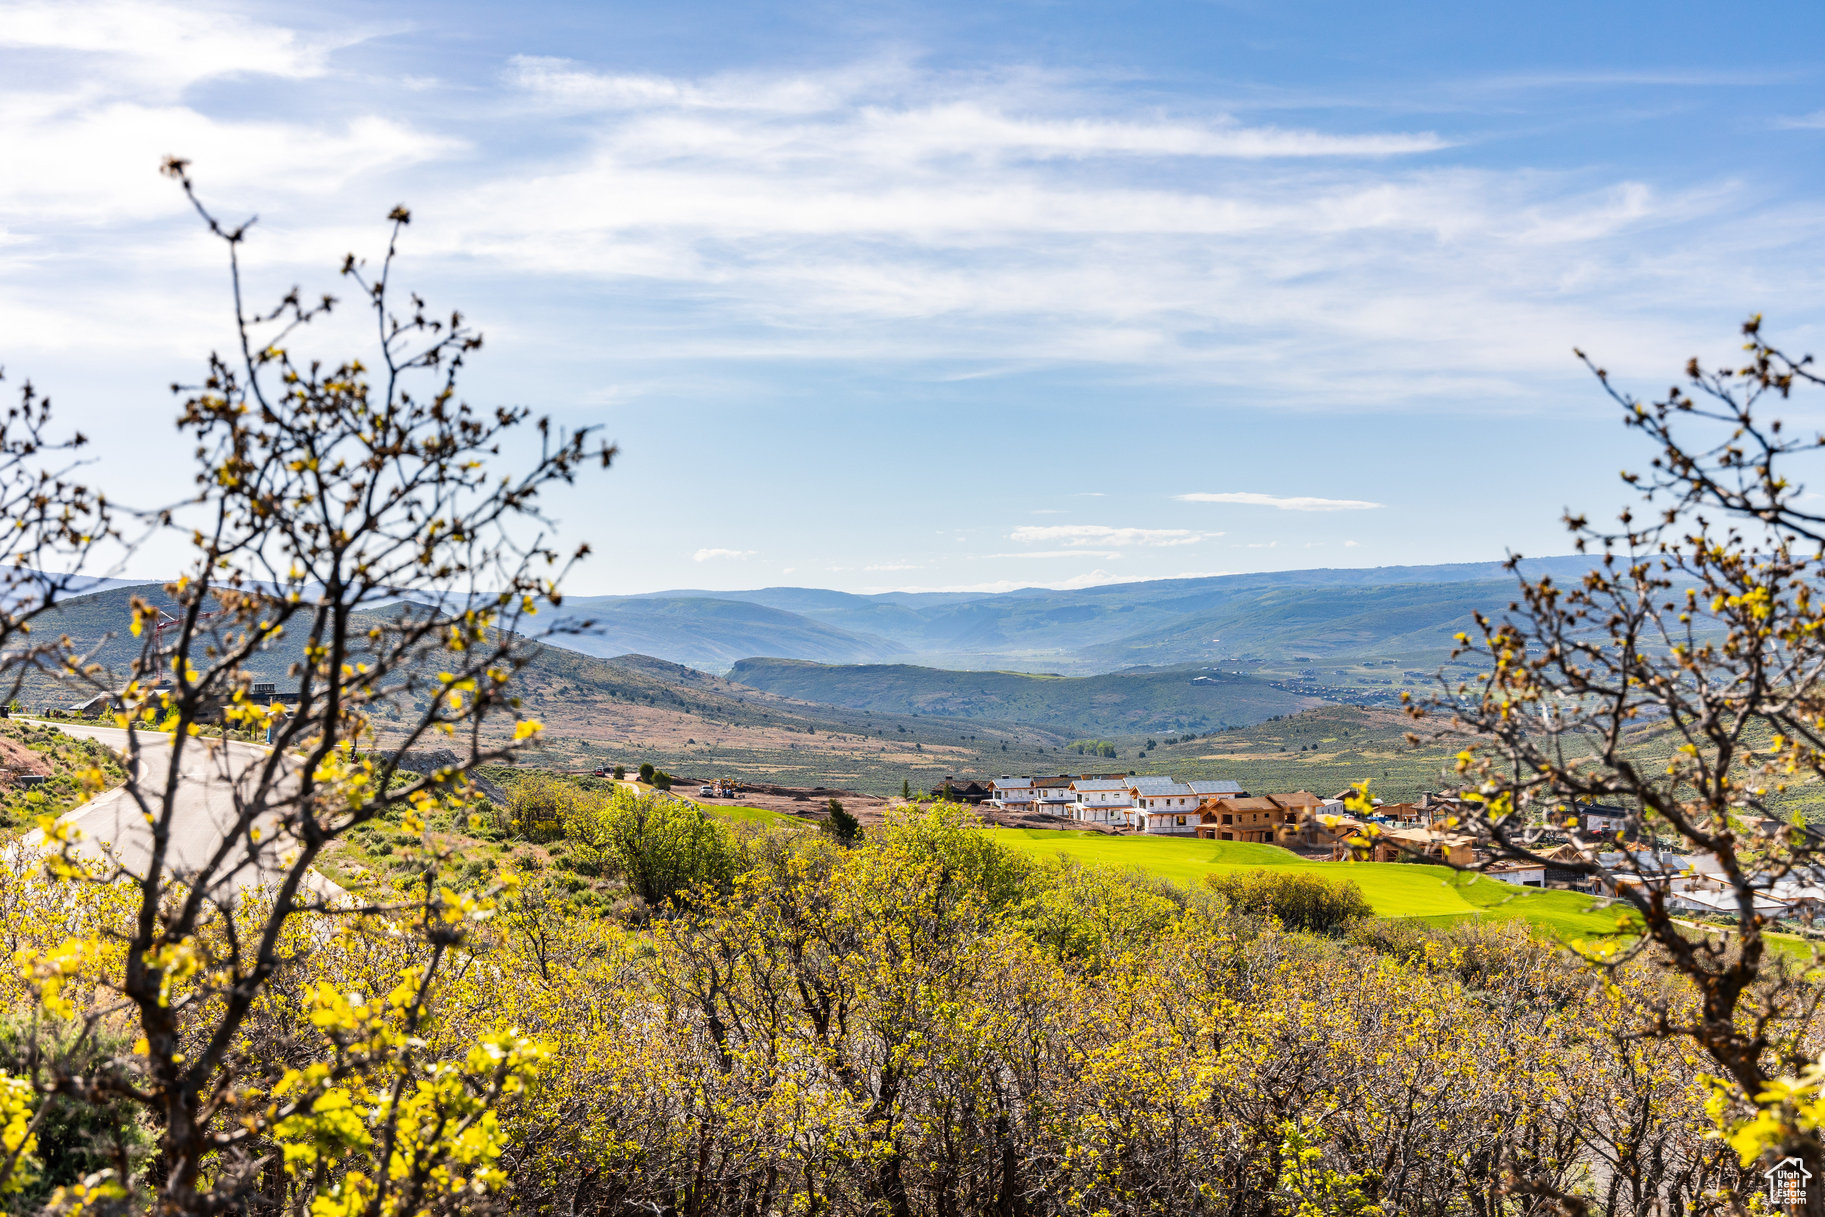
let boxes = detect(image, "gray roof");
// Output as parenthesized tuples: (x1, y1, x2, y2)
(992, 777, 1032, 790)
(1138, 782, 1197, 798)
(1188, 780, 1243, 795)
(1072, 779, 1131, 792)
(1127, 775, 1182, 792)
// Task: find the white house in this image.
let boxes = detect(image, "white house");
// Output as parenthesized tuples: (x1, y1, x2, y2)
(1069, 778, 1133, 824)
(1128, 777, 1201, 834)
(1486, 861, 1546, 887)
(1188, 779, 1244, 800)
(1031, 775, 1077, 817)
(1576, 803, 1632, 835)
(988, 777, 1034, 812)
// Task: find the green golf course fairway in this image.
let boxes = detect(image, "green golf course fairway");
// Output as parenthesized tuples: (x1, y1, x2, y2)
(991, 828, 1638, 939)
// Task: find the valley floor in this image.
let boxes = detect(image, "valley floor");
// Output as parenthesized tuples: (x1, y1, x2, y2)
(991, 828, 1637, 939)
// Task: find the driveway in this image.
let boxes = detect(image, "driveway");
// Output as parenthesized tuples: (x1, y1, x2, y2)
(21, 722, 343, 899)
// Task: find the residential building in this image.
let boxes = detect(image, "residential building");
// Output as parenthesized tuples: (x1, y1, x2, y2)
(1486, 861, 1546, 887)
(1134, 797, 1201, 835)
(1378, 829, 1476, 867)
(1069, 778, 1133, 825)
(1187, 779, 1245, 799)
(929, 777, 989, 805)
(987, 777, 1034, 812)
(1579, 804, 1633, 835)
(1127, 776, 1200, 822)
(1372, 802, 1428, 829)
(1195, 791, 1324, 845)
(1031, 774, 1078, 817)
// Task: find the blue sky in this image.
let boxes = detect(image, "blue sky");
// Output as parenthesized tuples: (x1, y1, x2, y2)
(3, 0, 1824, 594)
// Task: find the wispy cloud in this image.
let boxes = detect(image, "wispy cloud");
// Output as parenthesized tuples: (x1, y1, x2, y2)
(987, 549, 1124, 560)
(1776, 110, 1825, 130)
(0, 0, 344, 91)
(1178, 492, 1384, 512)
(506, 56, 1447, 159)
(693, 547, 756, 562)
(1009, 524, 1205, 547)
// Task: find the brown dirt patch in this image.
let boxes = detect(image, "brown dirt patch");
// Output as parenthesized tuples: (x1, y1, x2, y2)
(0, 738, 50, 790)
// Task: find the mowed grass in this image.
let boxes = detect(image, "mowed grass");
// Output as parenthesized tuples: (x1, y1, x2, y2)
(701, 802, 793, 826)
(992, 828, 1637, 939)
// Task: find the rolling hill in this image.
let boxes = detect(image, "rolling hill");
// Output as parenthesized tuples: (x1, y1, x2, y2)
(726, 658, 1316, 737)
(542, 595, 901, 670)
(3, 584, 1074, 793)
(536, 557, 1599, 679)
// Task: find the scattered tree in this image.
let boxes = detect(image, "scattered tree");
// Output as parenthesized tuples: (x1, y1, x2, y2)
(822, 797, 861, 846)
(1429, 317, 1825, 1201)
(0, 164, 611, 1214)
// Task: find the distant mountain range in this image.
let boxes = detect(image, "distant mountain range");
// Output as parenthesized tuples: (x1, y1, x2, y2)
(549, 557, 1594, 677)
(10, 565, 1586, 794)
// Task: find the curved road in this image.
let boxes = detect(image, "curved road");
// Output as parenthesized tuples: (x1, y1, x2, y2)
(24, 722, 343, 899)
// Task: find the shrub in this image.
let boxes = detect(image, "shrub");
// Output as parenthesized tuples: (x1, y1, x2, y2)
(822, 798, 861, 846)
(638, 762, 655, 784)
(651, 769, 673, 792)
(598, 789, 737, 908)
(613, 765, 626, 780)
(503, 771, 570, 843)
(1203, 869, 1373, 934)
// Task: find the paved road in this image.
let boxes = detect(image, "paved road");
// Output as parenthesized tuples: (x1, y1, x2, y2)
(23, 722, 342, 899)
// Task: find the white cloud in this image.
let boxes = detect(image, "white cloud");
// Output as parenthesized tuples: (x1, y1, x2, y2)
(863, 562, 921, 571)
(693, 547, 756, 561)
(1777, 110, 1825, 130)
(1009, 524, 1204, 547)
(506, 56, 1447, 159)
(2, 28, 1770, 415)
(0, 1, 341, 92)
(1178, 492, 1385, 511)
(986, 549, 1124, 560)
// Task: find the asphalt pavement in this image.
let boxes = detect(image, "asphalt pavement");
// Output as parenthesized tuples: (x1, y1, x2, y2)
(21, 722, 343, 899)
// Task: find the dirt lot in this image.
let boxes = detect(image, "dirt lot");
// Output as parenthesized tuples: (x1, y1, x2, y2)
(693, 780, 898, 825)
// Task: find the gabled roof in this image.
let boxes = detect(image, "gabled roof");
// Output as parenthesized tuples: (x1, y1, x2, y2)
(1030, 775, 1075, 789)
(1203, 795, 1288, 814)
(1188, 780, 1243, 795)
(992, 777, 1033, 790)
(1071, 778, 1130, 792)
(1136, 782, 1196, 798)
(1127, 775, 1182, 792)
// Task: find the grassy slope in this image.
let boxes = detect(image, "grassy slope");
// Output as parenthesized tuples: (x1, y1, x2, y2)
(544, 596, 904, 669)
(1128, 703, 1460, 801)
(7, 586, 1075, 795)
(992, 828, 1636, 939)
